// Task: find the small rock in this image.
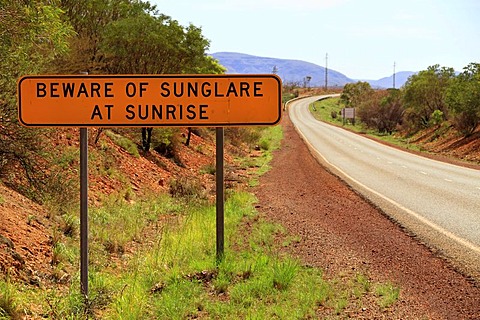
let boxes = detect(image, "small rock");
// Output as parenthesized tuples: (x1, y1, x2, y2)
(0, 234, 14, 249)
(8, 248, 25, 265)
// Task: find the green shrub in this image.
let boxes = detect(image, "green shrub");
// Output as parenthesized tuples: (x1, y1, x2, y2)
(105, 130, 140, 157)
(0, 279, 20, 319)
(258, 138, 270, 151)
(225, 128, 261, 148)
(429, 109, 444, 126)
(200, 163, 216, 175)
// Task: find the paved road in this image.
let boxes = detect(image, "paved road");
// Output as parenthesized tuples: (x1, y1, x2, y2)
(288, 95, 480, 260)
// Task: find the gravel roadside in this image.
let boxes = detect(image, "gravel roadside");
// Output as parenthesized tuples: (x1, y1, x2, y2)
(254, 112, 480, 319)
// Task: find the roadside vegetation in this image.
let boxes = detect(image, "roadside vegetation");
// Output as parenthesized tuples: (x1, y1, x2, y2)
(310, 96, 422, 151)
(309, 64, 480, 160)
(0, 124, 401, 319)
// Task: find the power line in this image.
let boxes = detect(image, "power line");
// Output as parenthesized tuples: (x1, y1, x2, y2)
(393, 61, 396, 89)
(325, 53, 328, 90)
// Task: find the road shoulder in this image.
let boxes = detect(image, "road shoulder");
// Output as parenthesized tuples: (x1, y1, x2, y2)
(254, 112, 480, 319)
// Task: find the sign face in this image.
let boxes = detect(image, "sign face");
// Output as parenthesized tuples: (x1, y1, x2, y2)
(342, 107, 355, 119)
(17, 74, 282, 127)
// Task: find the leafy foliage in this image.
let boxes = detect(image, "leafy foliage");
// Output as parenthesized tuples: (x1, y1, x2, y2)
(56, 0, 225, 76)
(445, 63, 480, 135)
(0, 0, 226, 198)
(0, 0, 74, 196)
(101, 14, 224, 74)
(340, 63, 479, 138)
(56, 0, 155, 73)
(402, 65, 454, 130)
(340, 81, 374, 108)
(357, 89, 404, 134)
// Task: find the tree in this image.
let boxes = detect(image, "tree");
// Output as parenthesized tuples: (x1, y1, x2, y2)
(402, 65, 454, 131)
(357, 89, 404, 134)
(0, 0, 73, 195)
(445, 63, 480, 135)
(0, 1, 73, 95)
(340, 81, 374, 108)
(97, 7, 225, 151)
(56, 0, 154, 73)
(100, 13, 224, 75)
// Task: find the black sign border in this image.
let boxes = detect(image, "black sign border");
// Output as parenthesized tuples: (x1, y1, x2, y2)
(18, 74, 282, 127)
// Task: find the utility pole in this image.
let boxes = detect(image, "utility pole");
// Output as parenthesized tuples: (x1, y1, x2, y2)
(393, 61, 396, 89)
(325, 53, 328, 91)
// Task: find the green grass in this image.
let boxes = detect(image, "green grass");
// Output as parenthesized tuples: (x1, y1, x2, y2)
(237, 125, 283, 187)
(0, 278, 20, 319)
(1, 124, 402, 318)
(310, 97, 345, 124)
(283, 93, 296, 104)
(55, 146, 79, 170)
(90, 192, 181, 256)
(0, 192, 402, 319)
(199, 163, 216, 175)
(375, 282, 401, 309)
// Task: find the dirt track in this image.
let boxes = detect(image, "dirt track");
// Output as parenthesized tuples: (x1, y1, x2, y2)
(254, 113, 480, 319)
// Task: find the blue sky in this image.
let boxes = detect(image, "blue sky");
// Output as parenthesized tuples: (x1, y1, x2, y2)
(151, 0, 479, 80)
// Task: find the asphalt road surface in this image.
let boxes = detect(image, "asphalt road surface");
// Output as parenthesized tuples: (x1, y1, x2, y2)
(289, 95, 480, 274)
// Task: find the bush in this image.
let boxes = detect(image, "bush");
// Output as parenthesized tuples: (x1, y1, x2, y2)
(169, 176, 206, 200)
(0, 279, 20, 319)
(429, 110, 444, 127)
(272, 258, 298, 291)
(357, 90, 403, 134)
(453, 113, 479, 136)
(225, 128, 261, 148)
(445, 63, 480, 136)
(105, 130, 140, 157)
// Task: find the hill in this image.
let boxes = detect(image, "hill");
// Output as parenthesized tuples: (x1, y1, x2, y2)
(0, 127, 245, 284)
(367, 71, 417, 88)
(211, 52, 353, 87)
(211, 52, 414, 88)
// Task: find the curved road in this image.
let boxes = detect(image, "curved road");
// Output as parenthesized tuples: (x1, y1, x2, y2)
(289, 95, 480, 274)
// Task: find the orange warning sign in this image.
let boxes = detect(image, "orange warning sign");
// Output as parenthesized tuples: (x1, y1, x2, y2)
(17, 74, 282, 127)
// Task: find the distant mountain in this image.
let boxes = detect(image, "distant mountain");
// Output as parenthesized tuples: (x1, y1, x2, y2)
(366, 71, 417, 89)
(211, 52, 415, 88)
(211, 52, 353, 87)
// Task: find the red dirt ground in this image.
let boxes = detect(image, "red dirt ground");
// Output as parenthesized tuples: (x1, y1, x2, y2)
(0, 128, 222, 285)
(254, 113, 480, 318)
(1, 114, 479, 318)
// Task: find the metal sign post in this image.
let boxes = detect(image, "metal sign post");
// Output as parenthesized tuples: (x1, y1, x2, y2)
(79, 128, 88, 299)
(215, 128, 225, 263)
(78, 71, 89, 301)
